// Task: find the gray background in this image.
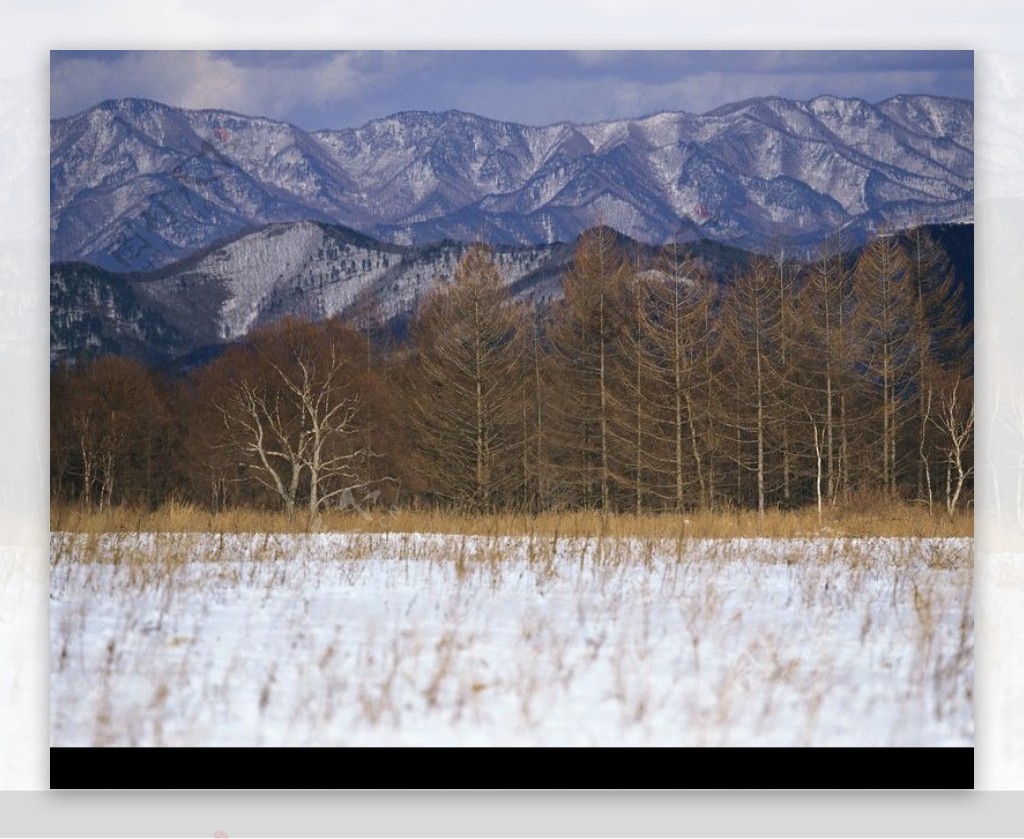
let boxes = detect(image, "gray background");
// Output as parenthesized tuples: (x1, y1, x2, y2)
(3, 0, 1022, 832)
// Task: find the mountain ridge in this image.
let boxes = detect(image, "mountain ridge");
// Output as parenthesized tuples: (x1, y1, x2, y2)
(51, 95, 973, 270)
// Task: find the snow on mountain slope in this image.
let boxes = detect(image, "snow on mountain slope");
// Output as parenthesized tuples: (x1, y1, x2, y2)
(133, 221, 403, 343)
(51, 220, 567, 363)
(51, 95, 974, 268)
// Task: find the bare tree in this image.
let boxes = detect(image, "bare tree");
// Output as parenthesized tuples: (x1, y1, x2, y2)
(219, 375, 305, 516)
(213, 319, 375, 519)
(931, 371, 974, 516)
(52, 357, 167, 509)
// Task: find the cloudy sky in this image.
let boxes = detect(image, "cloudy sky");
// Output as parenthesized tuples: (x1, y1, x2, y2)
(50, 50, 973, 129)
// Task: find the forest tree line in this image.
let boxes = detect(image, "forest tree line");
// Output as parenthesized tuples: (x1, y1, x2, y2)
(51, 226, 974, 518)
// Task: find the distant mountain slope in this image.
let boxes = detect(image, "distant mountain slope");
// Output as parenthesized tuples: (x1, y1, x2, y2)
(51, 220, 572, 365)
(51, 219, 971, 368)
(50, 261, 191, 365)
(51, 95, 973, 269)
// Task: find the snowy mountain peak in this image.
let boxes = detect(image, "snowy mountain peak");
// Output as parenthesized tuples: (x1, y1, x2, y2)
(51, 94, 973, 269)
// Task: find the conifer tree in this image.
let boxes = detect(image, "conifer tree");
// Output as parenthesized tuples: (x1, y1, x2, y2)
(852, 234, 918, 495)
(406, 245, 525, 510)
(717, 255, 795, 513)
(791, 232, 860, 505)
(545, 227, 633, 512)
(904, 227, 972, 508)
(635, 245, 715, 510)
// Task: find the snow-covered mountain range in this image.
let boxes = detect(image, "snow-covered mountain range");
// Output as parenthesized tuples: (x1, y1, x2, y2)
(51, 95, 973, 270)
(50, 220, 578, 365)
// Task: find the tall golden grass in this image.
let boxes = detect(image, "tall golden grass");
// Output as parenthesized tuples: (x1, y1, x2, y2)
(51, 496, 972, 538)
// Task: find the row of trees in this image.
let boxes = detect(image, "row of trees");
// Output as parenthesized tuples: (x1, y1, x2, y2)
(51, 227, 973, 518)
(52, 319, 404, 517)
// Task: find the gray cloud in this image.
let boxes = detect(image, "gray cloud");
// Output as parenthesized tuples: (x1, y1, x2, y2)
(52, 51, 387, 119)
(51, 50, 972, 129)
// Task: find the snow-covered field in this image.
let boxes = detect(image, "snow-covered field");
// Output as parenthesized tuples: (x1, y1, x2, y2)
(50, 532, 973, 747)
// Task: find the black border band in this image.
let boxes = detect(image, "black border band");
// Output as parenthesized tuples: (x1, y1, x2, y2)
(51, 746, 974, 791)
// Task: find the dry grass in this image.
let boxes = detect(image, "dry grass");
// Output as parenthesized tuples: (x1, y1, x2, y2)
(51, 497, 972, 539)
(49, 530, 974, 747)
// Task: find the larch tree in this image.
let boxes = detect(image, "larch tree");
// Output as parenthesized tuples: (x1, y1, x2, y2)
(521, 299, 549, 513)
(606, 243, 653, 514)
(852, 234, 918, 495)
(406, 244, 526, 511)
(635, 244, 715, 511)
(717, 254, 789, 515)
(545, 227, 633, 512)
(772, 247, 802, 506)
(903, 226, 972, 509)
(791, 232, 860, 506)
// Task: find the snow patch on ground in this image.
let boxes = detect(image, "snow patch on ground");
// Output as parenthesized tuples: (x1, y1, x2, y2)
(50, 533, 972, 747)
